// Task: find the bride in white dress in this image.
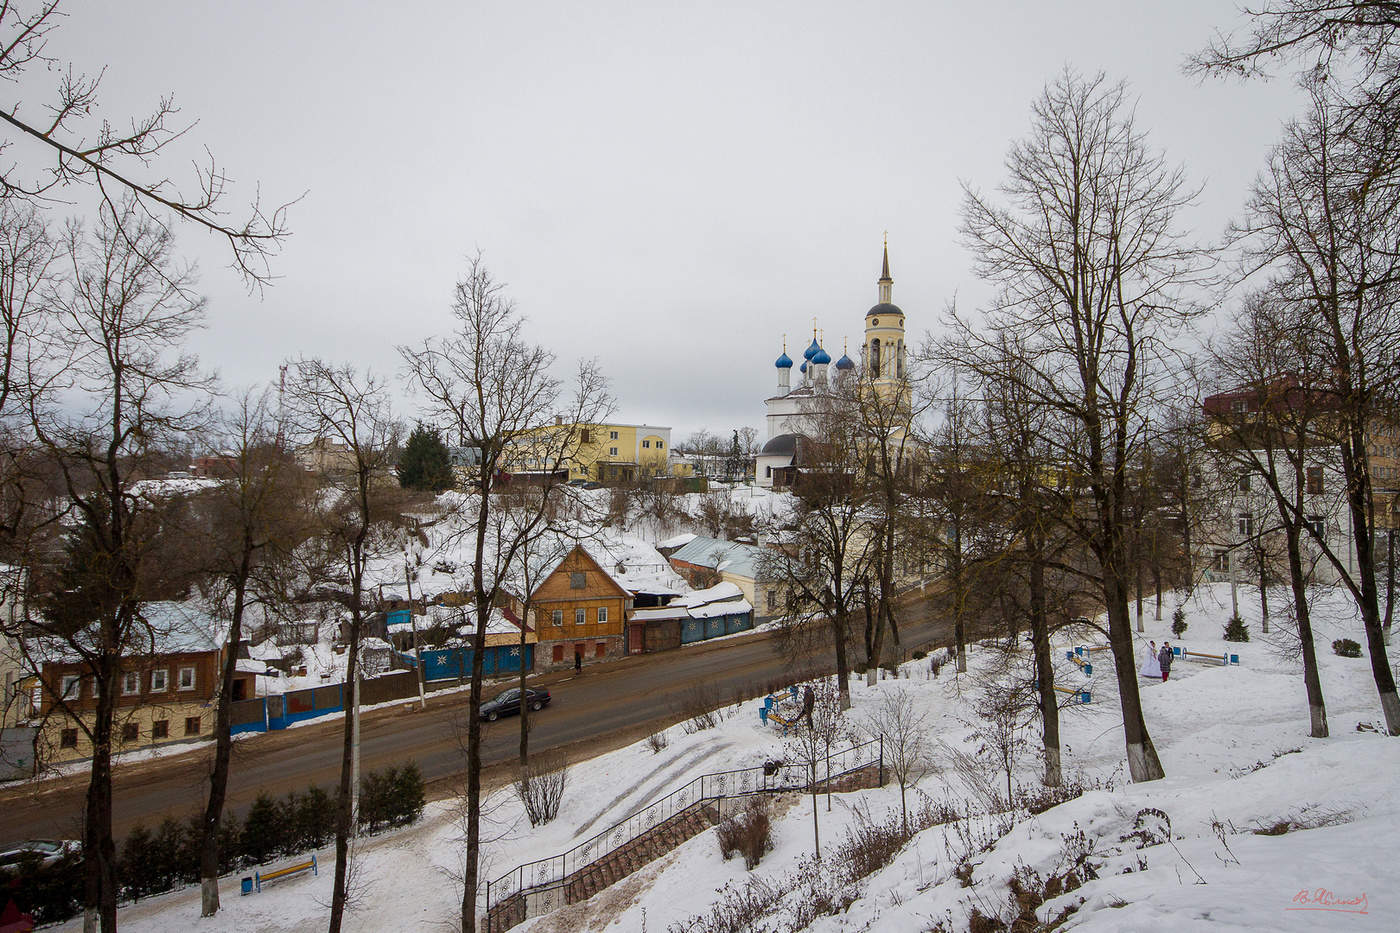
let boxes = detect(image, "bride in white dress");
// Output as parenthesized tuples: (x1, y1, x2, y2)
(1140, 640, 1162, 679)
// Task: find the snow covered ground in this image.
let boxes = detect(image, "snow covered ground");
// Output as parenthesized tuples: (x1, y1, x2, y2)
(61, 583, 1400, 931)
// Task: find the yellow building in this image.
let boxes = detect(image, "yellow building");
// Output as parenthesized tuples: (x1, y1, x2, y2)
(510, 421, 677, 483)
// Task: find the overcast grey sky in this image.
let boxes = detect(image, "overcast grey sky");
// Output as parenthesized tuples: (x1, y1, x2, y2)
(45, 1, 1303, 439)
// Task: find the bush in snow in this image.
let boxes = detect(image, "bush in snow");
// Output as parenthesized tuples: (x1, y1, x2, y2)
(646, 730, 669, 753)
(514, 750, 569, 827)
(1223, 614, 1250, 642)
(1171, 606, 1188, 638)
(715, 796, 773, 869)
(1332, 637, 1362, 658)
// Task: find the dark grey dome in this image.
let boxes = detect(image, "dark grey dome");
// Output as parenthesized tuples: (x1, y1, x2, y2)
(760, 433, 799, 456)
(867, 302, 904, 318)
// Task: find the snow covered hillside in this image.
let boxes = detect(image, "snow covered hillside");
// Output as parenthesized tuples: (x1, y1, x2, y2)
(70, 584, 1399, 931)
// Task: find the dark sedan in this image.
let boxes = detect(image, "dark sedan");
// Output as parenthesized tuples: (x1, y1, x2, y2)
(479, 687, 551, 721)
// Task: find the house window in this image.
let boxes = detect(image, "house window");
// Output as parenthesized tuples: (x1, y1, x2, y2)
(609, 447, 618, 456)
(60, 675, 79, 699)
(570, 572, 586, 589)
(178, 667, 196, 691)
(581, 429, 591, 443)
(552, 644, 564, 663)
(574, 608, 586, 625)
(1213, 550, 1230, 573)
(1237, 473, 1250, 493)
(120, 722, 138, 743)
(1306, 466, 1324, 495)
(1231, 398, 1248, 413)
(151, 669, 168, 692)
(765, 466, 771, 478)
(60, 728, 78, 749)
(643, 440, 650, 449)
(657, 441, 663, 449)
(597, 606, 608, 623)
(1306, 516, 1325, 541)
(595, 642, 606, 658)
(184, 716, 201, 736)
(610, 430, 618, 440)
(122, 671, 139, 695)
(551, 609, 563, 626)
(152, 719, 169, 739)
(767, 590, 777, 610)
(1237, 514, 1253, 537)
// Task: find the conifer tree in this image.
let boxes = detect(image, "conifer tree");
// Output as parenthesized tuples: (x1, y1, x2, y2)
(397, 423, 454, 491)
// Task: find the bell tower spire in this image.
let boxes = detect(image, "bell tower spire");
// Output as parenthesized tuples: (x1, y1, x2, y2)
(878, 232, 893, 304)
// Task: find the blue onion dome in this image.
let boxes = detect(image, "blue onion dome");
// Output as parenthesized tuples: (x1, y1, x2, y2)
(800, 360, 808, 374)
(811, 347, 831, 365)
(835, 353, 855, 370)
(775, 352, 793, 369)
(803, 338, 821, 361)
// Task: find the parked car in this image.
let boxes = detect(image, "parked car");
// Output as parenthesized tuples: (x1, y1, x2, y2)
(479, 687, 551, 721)
(0, 839, 79, 869)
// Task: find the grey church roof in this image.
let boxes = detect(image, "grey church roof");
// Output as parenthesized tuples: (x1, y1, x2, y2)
(867, 302, 903, 318)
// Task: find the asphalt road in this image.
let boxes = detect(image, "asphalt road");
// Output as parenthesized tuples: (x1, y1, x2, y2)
(0, 597, 953, 845)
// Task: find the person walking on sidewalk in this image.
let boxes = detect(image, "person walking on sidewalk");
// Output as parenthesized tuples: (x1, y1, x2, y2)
(1159, 642, 1174, 682)
(574, 650, 582, 673)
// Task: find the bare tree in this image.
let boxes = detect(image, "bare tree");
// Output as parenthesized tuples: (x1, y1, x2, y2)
(25, 198, 209, 932)
(194, 388, 310, 916)
(1189, 1, 1400, 81)
(1233, 77, 1400, 732)
(283, 360, 400, 933)
(864, 689, 933, 834)
(398, 252, 610, 932)
(759, 395, 875, 711)
(954, 70, 1212, 782)
(0, 2, 291, 283)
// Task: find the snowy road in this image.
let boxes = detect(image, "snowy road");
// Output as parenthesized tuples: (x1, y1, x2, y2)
(0, 596, 955, 844)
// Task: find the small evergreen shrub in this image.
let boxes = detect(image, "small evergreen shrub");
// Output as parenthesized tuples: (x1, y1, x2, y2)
(1223, 615, 1250, 642)
(1333, 638, 1362, 658)
(911, 648, 928, 660)
(241, 792, 282, 865)
(1171, 607, 1187, 639)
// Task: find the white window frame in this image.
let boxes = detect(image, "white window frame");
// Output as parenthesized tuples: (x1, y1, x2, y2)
(122, 671, 139, 695)
(179, 667, 196, 691)
(574, 608, 586, 625)
(151, 669, 169, 692)
(61, 674, 79, 699)
(597, 606, 608, 623)
(551, 609, 563, 626)
(609, 447, 618, 456)
(610, 430, 618, 440)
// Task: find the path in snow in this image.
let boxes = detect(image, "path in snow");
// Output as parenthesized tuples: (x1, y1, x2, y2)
(572, 739, 734, 837)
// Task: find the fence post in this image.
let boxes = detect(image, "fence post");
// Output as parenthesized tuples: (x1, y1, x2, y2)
(484, 877, 490, 933)
(878, 735, 885, 787)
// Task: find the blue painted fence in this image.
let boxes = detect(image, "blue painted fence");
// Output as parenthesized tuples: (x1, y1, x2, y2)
(681, 611, 753, 645)
(396, 644, 533, 682)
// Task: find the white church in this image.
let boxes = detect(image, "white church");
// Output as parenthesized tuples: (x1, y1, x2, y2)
(756, 241, 908, 488)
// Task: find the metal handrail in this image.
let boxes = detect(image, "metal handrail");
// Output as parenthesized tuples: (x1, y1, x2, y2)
(484, 735, 883, 923)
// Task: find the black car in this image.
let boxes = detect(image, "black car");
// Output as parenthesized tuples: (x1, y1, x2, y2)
(479, 687, 551, 721)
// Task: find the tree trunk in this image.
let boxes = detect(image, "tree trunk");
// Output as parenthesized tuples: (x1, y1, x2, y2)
(1284, 524, 1328, 738)
(200, 558, 251, 917)
(830, 603, 851, 710)
(1104, 567, 1164, 782)
(461, 596, 489, 932)
(83, 654, 119, 932)
(1028, 550, 1061, 786)
(328, 553, 365, 933)
(1258, 549, 1270, 635)
(519, 605, 531, 781)
(1341, 436, 1400, 734)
